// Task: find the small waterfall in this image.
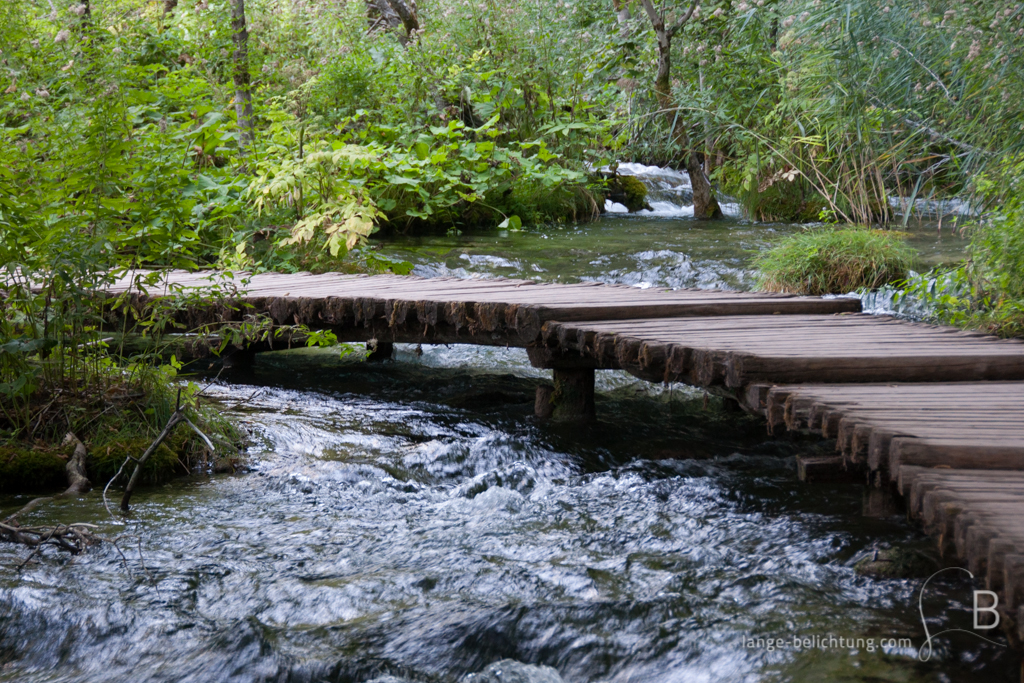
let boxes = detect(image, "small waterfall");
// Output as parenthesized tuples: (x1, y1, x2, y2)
(887, 196, 976, 220)
(603, 163, 741, 218)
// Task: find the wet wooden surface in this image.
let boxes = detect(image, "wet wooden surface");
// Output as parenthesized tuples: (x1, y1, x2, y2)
(103, 270, 862, 346)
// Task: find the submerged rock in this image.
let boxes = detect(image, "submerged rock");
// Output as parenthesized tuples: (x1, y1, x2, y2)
(461, 660, 565, 683)
(854, 547, 939, 579)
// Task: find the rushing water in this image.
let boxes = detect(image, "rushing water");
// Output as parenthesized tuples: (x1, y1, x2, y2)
(2, 173, 1016, 682)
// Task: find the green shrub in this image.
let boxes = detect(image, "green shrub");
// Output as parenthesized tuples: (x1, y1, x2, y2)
(754, 227, 915, 295)
(972, 207, 1024, 303)
(737, 175, 826, 223)
(888, 172, 1024, 338)
(306, 51, 380, 123)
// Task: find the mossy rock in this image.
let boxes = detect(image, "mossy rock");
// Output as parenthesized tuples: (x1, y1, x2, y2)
(742, 178, 825, 223)
(508, 182, 600, 225)
(0, 446, 69, 493)
(605, 175, 650, 212)
(854, 547, 939, 579)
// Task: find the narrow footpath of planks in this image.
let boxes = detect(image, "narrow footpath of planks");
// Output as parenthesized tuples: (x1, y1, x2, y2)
(101, 270, 860, 347)
(538, 310, 1024, 640)
(732, 382, 1024, 641)
(540, 314, 1024, 384)
(898, 466, 1024, 640)
(742, 383, 1024, 476)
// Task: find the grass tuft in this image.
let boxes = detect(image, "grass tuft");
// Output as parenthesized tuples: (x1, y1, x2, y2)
(753, 227, 916, 295)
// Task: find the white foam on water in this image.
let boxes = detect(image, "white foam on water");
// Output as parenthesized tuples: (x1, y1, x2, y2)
(637, 201, 694, 217)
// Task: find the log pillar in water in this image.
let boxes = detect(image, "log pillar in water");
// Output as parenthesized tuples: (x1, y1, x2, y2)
(862, 484, 901, 518)
(535, 384, 555, 419)
(536, 368, 595, 421)
(366, 341, 394, 362)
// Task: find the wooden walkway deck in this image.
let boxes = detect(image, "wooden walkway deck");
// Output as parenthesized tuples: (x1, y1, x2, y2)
(108, 270, 1024, 636)
(107, 270, 859, 346)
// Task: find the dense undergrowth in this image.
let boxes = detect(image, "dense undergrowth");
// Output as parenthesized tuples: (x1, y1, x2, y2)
(0, 359, 238, 493)
(883, 166, 1024, 337)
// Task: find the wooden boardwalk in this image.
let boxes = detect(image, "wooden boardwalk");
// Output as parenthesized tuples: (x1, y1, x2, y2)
(107, 270, 1024, 635)
(106, 270, 859, 347)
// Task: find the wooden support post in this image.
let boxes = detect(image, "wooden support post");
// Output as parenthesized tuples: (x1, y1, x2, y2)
(547, 368, 595, 421)
(796, 455, 861, 483)
(535, 384, 555, 419)
(366, 340, 394, 362)
(863, 484, 901, 518)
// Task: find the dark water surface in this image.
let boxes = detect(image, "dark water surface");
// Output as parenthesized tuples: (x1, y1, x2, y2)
(2, 209, 1015, 683)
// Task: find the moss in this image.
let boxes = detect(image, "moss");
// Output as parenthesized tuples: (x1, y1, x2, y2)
(619, 176, 649, 212)
(0, 353, 243, 495)
(373, 179, 600, 232)
(507, 182, 600, 225)
(0, 446, 68, 493)
(604, 175, 649, 212)
(753, 227, 916, 295)
(88, 434, 187, 485)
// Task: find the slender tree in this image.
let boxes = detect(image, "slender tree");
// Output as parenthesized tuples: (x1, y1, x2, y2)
(639, 0, 722, 219)
(230, 0, 254, 151)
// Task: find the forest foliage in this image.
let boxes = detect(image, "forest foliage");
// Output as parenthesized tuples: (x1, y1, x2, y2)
(2, 0, 1024, 479)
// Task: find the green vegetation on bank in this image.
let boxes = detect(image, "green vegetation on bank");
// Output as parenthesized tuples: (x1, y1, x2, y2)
(0, 351, 238, 493)
(753, 227, 915, 295)
(887, 167, 1024, 338)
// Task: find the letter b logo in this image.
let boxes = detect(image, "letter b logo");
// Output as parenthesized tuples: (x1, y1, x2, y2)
(973, 590, 1000, 630)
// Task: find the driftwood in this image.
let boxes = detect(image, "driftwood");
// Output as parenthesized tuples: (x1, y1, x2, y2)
(0, 522, 100, 566)
(1, 433, 98, 564)
(3, 432, 92, 523)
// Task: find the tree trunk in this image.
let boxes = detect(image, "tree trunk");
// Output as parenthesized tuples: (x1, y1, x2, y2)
(641, 0, 722, 220)
(366, 0, 402, 31)
(613, 0, 631, 34)
(366, 0, 419, 43)
(164, 0, 178, 14)
(387, 0, 420, 38)
(230, 0, 254, 152)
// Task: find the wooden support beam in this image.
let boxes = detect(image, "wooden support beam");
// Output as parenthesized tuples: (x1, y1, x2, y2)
(796, 455, 862, 483)
(549, 368, 595, 422)
(535, 384, 555, 419)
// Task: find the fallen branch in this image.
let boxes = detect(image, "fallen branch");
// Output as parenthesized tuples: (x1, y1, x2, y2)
(104, 388, 214, 514)
(0, 522, 100, 565)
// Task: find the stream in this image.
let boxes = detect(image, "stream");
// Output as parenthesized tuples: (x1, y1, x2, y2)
(1, 169, 1016, 682)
